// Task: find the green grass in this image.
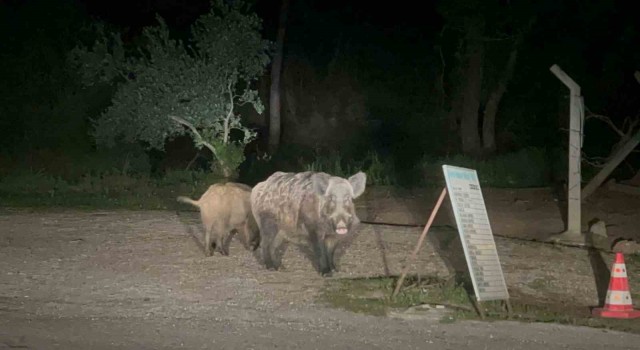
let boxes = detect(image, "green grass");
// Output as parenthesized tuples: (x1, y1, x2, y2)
(302, 147, 560, 189)
(627, 253, 640, 266)
(0, 169, 224, 210)
(320, 275, 473, 318)
(320, 275, 640, 334)
(305, 150, 397, 186)
(527, 277, 555, 291)
(0, 146, 572, 209)
(420, 147, 553, 188)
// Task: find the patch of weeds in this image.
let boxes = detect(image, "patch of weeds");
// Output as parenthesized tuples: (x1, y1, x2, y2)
(0, 167, 224, 210)
(527, 277, 554, 291)
(360, 151, 396, 186)
(157, 169, 200, 186)
(304, 150, 397, 186)
(320, 275, 640, 334)
(320, 275, 475, 318)
(0, 170, 70, 196)
(626, 253, 640, 266)
(305, 151, 356, 179)
(501, 297, 640, 334)
(438, 315, 458, 324)
(420, 147, 552, 188)
(158, 169, 222, 188)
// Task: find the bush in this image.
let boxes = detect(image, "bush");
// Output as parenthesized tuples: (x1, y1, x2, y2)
(304, 150, 397, 186)
(421, 147, 553, 188)
(0, 166, 225, 209)
(70, 0, 272, 178)
(0, 171, 70, 196)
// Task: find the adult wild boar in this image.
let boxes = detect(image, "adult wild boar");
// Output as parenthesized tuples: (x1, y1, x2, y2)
(177, 182, 260, 257)
(250, 171, 367, 276)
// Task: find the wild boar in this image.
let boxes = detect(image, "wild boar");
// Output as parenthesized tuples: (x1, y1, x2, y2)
(177, 182, 260, 257)
(250, 171, 367, 276)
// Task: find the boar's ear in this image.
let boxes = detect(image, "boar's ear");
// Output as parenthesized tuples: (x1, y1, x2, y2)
(348, 172, 367, 199)
(312, 174, 329, 196)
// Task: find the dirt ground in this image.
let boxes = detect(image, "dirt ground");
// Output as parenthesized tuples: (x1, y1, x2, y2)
(358, 185, 640, 244)
(1, 185, 640, 349)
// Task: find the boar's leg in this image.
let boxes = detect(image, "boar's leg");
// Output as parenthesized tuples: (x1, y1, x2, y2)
(258, 217, 279, 270)
(311, 235, 332, 276)
(262, 244, 275, 269)
(215, 233, 226, 256)
(237, 220, 260, 252)
(209, 221, 227, 256)
(249, 230, 261, 252)
(235, 223, 249, 251)
(269, 230, 287, 270)
(325, 236, 340, 273)
(248, 229, 260, 251)
(307, 229, 332, 276)
(247, 215, 261, 251)
(318, 243, 332, 276)
(220, 229, 235, 256)
(204, 224, 214, 257)
(200, 213, 215, 257)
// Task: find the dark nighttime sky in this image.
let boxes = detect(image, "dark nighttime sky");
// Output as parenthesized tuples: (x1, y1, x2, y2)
(72, 0, 638, 84)
(75, 0, 443, 38)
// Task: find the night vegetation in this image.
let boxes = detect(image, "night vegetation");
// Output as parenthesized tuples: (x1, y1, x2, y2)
(1, 0, 639, 208)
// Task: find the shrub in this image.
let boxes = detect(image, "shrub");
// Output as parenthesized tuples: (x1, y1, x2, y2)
(421, 147, 552, 188)
(69, 0, 272, 178)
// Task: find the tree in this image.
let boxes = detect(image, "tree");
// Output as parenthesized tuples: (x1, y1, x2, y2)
(581, 72, 640, 200)
(438, 0, 535, 156)
(70, 0, 272, 178)
(268, 0, 291, 154)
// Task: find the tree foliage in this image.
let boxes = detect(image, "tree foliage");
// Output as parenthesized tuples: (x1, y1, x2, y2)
(70, 0, 272, 177)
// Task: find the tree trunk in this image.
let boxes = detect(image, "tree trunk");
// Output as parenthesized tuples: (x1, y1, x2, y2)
(268, 0, 291, 154)
(582, 128, 640, 200)
(446, 90, 463, 155)
(629, 169, 640, 186)
(445, 49, 463, 155)
(459, 23, 484, 156)
(481, 45, 519, 154)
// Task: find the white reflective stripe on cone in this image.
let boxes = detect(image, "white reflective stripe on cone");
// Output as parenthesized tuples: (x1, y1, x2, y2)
(605, 290, 633, 306)
(610, 264, 628, 278)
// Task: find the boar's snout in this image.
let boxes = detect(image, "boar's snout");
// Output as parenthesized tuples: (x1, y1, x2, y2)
(330, 211, 359, 235)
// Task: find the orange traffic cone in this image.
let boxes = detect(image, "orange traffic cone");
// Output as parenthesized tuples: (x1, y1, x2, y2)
(592, 252, 640, 319)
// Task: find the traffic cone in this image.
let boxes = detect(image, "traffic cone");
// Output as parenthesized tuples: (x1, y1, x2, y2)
(592, 252, 640, 319)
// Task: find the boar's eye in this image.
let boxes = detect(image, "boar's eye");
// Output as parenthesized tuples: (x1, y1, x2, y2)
(325, 196, 336, 211)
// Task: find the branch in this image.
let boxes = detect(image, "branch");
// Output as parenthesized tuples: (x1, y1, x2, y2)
(169, 115, 229, 176)
(586, 112, 627, 139)
(235, 99, 251, 107)
(482, 34, 514, 42)
(437, 44, 446, 107)
(223, 79, 235, 145)
(626, 118, 639, 136)
(581, 153, 607, 168)
(482, 16, 536, 43)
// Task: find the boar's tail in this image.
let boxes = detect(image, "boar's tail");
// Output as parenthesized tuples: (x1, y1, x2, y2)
(176, 196, 200, 208)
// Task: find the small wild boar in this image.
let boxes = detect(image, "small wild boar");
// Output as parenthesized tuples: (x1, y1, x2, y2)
(250, 171, 367, 276)
(177, 182, 260, 257)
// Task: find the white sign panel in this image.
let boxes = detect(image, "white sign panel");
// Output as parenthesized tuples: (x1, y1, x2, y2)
(442, 165, 509, 302)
